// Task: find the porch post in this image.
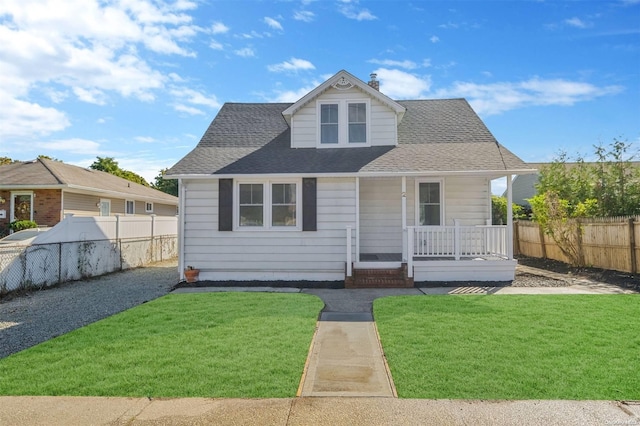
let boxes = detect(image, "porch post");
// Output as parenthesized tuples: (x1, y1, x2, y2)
(401, 176, 407, 261)
(454, 219, 461, 260)
(407, 226, 414, 278)
(355, 177, 360, 263)
(346, 226, 353, 277)
(506, 174, 514, 260)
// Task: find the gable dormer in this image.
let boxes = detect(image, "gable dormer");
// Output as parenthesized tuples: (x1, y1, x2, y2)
(282, 70, 406, 149)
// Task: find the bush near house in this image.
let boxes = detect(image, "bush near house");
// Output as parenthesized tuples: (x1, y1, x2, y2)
(8, 220, 38, 232)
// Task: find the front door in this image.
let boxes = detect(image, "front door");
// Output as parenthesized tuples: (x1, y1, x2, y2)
(11, 192, 33, 223)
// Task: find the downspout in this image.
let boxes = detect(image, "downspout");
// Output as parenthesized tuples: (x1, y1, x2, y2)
(178, 179, 186, 279)
(506, 174, 513, 260)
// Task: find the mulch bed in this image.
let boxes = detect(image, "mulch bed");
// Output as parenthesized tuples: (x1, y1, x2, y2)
(516, 255, 640, 290)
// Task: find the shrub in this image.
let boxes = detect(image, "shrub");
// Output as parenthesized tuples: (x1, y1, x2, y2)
(9, 220, 38, 232)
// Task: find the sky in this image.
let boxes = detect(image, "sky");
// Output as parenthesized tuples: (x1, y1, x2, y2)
(1, 0, 639, 195)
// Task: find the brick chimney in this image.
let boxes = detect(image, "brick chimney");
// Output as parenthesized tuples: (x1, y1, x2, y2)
(367, 73, 379, 91)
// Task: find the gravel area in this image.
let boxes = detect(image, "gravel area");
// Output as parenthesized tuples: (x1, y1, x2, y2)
(0, 260, 178, 359)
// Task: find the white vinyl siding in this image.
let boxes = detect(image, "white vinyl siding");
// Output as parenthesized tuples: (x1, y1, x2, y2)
(182, 177, 356, 281)
(405, 177, 490, 227)
(290, 86, 398, 148)
(62, 192, 177, 217)
(359, 177, 403, 255)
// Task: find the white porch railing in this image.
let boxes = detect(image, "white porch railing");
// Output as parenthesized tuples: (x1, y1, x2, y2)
(408, 222, 508, 260)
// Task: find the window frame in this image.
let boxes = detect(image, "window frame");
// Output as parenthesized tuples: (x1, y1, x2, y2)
(316, 99, 370, 147)
(234, 179, 302, 231)
(125, 199, 135, 215)
(414, 179, 445, 226)
(145, 202, 154, 213)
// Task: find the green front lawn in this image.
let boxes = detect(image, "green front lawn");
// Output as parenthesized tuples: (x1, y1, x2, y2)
(374, 295, 640, 400)
(0, 292, 323, 398)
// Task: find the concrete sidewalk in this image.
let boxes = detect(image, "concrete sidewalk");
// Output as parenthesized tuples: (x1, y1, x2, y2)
(1, 396, 638, 425)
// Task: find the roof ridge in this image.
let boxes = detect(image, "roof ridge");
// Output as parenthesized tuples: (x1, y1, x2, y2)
(37, 158, 65, 184)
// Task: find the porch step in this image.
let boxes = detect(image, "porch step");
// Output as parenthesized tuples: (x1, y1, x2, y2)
(345, 264, 414, 289)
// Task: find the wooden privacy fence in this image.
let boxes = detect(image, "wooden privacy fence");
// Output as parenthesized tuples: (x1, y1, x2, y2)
(514, 217, 639, 274)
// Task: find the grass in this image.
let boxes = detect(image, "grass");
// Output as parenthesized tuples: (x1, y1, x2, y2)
(0, 292, 323, 398)
(374, 295, 640, 400)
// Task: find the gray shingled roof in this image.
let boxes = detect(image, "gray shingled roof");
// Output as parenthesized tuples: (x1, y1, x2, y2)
(167, 98, 531, 177)
(0, 158, 178, 204)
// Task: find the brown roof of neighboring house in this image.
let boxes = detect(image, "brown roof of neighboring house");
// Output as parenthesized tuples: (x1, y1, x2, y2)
(0, 158, 178, 204)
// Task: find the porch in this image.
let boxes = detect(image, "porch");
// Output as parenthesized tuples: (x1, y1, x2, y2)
(346, 222, 516, 284)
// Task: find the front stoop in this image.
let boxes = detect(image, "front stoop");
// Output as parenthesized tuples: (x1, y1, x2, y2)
(345, 264, 414, 288)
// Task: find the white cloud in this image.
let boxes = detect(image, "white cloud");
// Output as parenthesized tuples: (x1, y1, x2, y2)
(271, 83, 320, 103)
(293, 11, 315, 22)
(436, 78, 623, 116)
(374, 68, 432, 99)
(368, 59, 418, 69)
(338, 1, 377, 21)
(173, 104, 205, 115)
(422, 59, 432, 68)
(268, 58, 315, 73)
(430, 35, 440, 43)
(170, 87, 221, 109)
(212, 21, 230, 34)
(235, 47, 255, 57)
(565, 17, 590, 29)
(209, 39, 224, 50)
(72, 87, 107, 105)
(0, 93, 70, 138)
(34, 138, 103, 155)
(264, 17, 283, 31)
(0, 0, 203, 141)
(135, 136, 156, 143)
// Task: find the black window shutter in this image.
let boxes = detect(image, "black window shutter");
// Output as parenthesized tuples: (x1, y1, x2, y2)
(219, 179, 233, 231)
(302, 178, 317, 231)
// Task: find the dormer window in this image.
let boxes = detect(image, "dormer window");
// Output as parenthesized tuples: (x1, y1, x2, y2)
(320, 104, 339, 144)
(317, 99, 370, 147)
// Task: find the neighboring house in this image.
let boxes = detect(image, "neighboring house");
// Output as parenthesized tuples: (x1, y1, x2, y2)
(507, 161, 640, 207)
(167, 70, 536, 285)
(0, 158, 178, 232)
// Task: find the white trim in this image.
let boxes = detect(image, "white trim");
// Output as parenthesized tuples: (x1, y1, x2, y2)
(414, 178, 445, 226)
(316, 99, 371, 148)
(9, 191, 34, 223)
(166, 169, 539, 180)
(178, 180, 185, 280)
(355, 177, 360, 261)
(281, 70, 406, 122)
(234, 178, 302, 231)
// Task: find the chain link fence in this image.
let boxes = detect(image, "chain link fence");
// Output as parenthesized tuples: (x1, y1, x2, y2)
(0, 235, 177, 294)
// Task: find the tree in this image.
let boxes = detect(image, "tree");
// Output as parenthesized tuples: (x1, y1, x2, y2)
(90, 156, 149, 186)
(152, 168, 178, 196)
(529, 138, 638, 266)
(491, 195, 526, 225)
(0, 157, 12, 165)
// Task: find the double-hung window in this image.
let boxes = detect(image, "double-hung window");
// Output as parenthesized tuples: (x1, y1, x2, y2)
(318, 100, 369, 146)
(320, 104, 339, 144)
(416, 180, 443, 226)
(237, 181, 299, 229)
(239, 183, 264, 226)
(348, 103, 367, 143)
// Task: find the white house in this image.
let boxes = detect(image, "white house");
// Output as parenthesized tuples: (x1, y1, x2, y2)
(167, 70, 536, 286)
